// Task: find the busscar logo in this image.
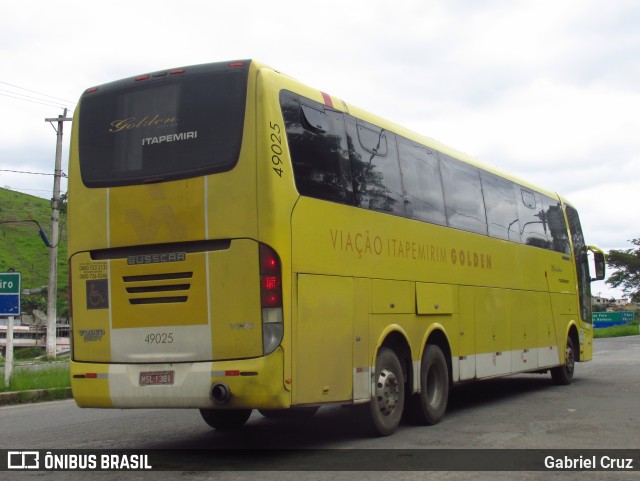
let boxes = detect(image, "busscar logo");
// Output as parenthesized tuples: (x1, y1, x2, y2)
(8, 451, 39, 469)
(128, 252, 186, 265)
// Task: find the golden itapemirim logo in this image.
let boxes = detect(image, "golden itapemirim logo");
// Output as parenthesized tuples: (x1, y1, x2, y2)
(329, 228, 493, 269)
(109, 115, 178, 133)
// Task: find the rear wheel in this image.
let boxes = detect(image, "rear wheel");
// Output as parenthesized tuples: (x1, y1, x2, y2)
(199, 408, 252, 430)
(369, 347, 405, 436)
(551, 335, 575, 385)
(408, 344, 449, 425)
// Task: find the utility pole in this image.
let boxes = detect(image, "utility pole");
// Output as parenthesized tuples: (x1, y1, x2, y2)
(44, 109, 72, 358)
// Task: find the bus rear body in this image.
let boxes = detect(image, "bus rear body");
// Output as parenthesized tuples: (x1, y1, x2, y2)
(69, 61, 290, 410)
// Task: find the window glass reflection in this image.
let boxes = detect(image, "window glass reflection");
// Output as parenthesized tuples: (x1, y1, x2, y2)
(440, 154, 487, 235)
(347, 118, 403, 216)
(481, 171, 521, 242)
(398, 138, 446, 225)
(280, 91, 353, 204)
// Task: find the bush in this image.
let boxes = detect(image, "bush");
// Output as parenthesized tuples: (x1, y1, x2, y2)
(14, 347, 46, 360)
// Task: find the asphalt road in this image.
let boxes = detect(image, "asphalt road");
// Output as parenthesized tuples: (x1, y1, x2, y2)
(1, 336, 639, 480)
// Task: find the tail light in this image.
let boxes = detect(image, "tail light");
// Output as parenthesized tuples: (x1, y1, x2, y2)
(259, 244, 283, 355)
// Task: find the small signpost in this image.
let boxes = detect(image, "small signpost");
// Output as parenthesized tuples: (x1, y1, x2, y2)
(0, 272, 21, 316)
(1, 272, 21, 386)
(592, 311, 634, 328)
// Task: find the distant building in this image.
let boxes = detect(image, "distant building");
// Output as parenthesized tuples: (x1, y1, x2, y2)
(592, 296, 629, 309)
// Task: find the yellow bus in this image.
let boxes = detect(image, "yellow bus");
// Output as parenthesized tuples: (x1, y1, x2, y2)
(68, 60, 605, 436)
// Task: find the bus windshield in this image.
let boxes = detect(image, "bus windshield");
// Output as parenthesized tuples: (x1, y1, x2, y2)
(78, 62, 249, 187)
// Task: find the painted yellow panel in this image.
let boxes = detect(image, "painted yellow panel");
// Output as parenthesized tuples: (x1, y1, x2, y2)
(70, 361, 112, 407)
(294, 275, 353, 404)
(416, 282, 458, 315)
(475, 287, 511, 377)
(511, 290, 542, 370)
(209, 240, 262, 360)
(109, 179, 205, 247)
(580, 324, 593, 361)
(209, 349, 290, 409)
(66, 114, 109, 255)
(458, 286, 476, 380)
(371, 279, 414, 314)
(69, 253, 111, 362)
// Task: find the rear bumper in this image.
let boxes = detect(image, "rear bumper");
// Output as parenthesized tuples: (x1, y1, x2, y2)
(71, 348, 289, 409)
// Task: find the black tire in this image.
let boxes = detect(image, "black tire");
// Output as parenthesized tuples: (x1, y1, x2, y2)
(407, 344, 449, 425)
(199, 408, 252, 430)
(551, 335, 575, 385)
(258, 407, 319, 419)
(369, 347, 405, 436)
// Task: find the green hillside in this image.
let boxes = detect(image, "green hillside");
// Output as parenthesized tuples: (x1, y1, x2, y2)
(0, 188, 67, 316)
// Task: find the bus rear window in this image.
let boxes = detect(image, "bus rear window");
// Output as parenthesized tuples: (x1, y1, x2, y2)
(78, 63, 249, 187)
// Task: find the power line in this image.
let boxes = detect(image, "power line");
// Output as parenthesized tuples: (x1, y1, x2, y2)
(0, 89, 75, 109)
(0, 169, 68, 177)
(0, 92, 73, 110)
(0, 80, 76, 105)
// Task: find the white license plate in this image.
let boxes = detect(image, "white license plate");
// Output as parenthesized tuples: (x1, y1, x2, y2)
(139, 370, 175, 386)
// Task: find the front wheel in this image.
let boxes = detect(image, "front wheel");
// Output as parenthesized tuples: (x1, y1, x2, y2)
(369, 347, 405, 436)
(199, 408, 252, 430)
(551, 335, 575, 385)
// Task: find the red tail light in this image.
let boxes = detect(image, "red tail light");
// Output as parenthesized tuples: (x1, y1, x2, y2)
(259, 245, 282, 308)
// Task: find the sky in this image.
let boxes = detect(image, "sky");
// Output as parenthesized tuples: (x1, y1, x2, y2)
(2, 0, 638, 299)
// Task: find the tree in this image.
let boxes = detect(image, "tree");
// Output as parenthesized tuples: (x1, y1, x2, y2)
(606, 238, 640, 302)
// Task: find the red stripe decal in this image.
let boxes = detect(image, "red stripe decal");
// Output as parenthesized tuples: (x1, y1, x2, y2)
(321, 91, 334, 108)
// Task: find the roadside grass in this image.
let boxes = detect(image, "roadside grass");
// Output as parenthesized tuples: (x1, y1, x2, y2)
(594, 322, 640, 338)
(0, 364, 70, 392)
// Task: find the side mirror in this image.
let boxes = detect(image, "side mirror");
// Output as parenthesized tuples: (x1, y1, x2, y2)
(587, 246, 605, 281)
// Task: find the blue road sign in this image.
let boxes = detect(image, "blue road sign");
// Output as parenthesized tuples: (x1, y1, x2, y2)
(0, 272, 21, 316)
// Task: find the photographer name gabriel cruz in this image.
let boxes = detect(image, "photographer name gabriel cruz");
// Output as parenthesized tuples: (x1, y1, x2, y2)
(545, 455, 634, 470)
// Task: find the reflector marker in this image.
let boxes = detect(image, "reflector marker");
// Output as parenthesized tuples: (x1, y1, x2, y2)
(321, 91, 334, 108)
(73, 373, 108, 379)
(210, 370, 258, 377)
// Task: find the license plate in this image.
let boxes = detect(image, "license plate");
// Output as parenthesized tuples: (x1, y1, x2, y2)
(139, 370, 174, 386)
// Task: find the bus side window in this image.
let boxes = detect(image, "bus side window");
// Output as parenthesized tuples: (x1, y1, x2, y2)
(280, 91, 353, 205)
(542, 195, 571, 255)
(397, 137, 446, 226)
(566, 205, 592, 322)
(440, 154, 488, 236)
(481, 171, 521, 242)
(347, 118, 404, 216)
(516, 187, 550, 249)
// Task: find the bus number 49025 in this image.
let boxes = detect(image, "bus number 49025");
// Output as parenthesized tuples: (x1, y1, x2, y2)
(144, 333, 174, 344)
(269, 122, 284, 177)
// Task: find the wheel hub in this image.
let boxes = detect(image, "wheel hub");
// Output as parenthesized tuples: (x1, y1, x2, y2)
(375, 368, 400, 415)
